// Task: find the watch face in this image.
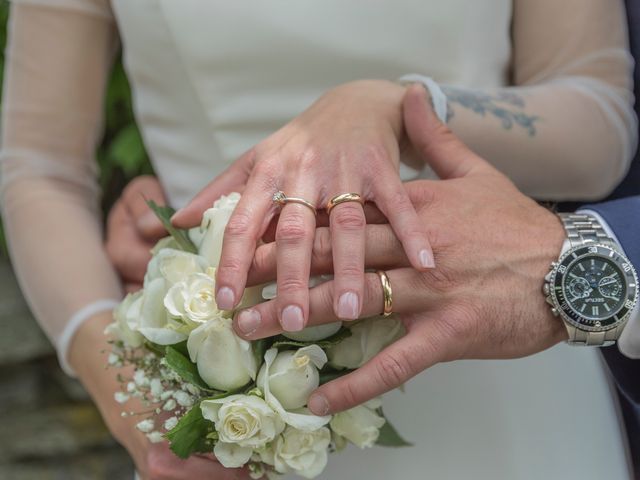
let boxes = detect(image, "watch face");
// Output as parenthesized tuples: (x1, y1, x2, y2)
(551, 244, 638, 331)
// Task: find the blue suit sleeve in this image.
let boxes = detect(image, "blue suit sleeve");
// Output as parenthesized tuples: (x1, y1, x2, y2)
(584, 195, 640, 268)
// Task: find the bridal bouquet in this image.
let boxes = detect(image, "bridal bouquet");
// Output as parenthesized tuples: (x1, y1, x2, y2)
(106, 193, 409, 479)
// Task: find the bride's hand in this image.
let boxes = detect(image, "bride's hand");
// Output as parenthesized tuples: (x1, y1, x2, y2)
(68, 313, 249, 480)
(233, 85, 568, 414)
(172, 80, 434, 332)
(105, 175, 167, 292)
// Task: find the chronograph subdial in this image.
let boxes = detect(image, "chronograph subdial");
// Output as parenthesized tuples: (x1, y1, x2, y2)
(597, 275, 622, 299)
(567, 276, 592, 300)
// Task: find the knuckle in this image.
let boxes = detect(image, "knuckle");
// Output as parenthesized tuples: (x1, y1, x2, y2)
(332, 204, 365, 231)
(278, 274, 308, 294)
(338, 379, 361, 409)
(225, 210, 253, 237)
(362, 143, 391, 165)
(336, 262, 364, 280)
(219, 255, 245, 277)
(311, 228, 333, 267)
(295, 145, 322, 172)
(276, 214, 311, 244)
(250, 246, 271, 276)
(375, 353, 413, 390)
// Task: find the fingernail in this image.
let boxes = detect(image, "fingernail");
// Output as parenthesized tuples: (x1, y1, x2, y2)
(236, 309, 261, 335)
(308, 393, 329, 416)
(419, 249, 435, 269)
(337, 291, 360, 320)
(281, 305, 304, 332)
(169, 208, 183, 223)
(137, 211, 160, 231)
(216, 287, 235, 310)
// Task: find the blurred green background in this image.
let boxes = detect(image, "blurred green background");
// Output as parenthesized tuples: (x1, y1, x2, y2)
(0, 2, 143, 477)
(0, 0, 153, 256)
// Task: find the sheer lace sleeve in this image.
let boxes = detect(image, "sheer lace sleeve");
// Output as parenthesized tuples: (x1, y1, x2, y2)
(423, 0, 636, 201)
(0, 1, 123, 374)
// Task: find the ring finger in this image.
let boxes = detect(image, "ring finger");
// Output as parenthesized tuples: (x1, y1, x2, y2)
(272, 185, 318, 332)
(234, 268, 432, 339)
(327, 192, 367, 320)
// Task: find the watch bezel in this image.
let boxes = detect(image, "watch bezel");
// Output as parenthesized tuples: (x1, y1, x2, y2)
(548, 243, 638, 332)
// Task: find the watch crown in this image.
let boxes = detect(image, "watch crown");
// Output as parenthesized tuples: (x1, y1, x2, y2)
(542, 284, 550, 296)
(551, 308, 559, 316)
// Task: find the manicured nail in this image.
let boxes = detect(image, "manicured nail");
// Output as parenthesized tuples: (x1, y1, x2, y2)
(216, 287, 235, 310)
(236, 309, 261, 335)
(419, 249, 435, 269)
(281, 305, 304, 331)
(337, 291, 360, 320)
(308, 393, 329, 416)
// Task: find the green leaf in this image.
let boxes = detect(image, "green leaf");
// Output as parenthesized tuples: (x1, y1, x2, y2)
(376, 415, 412, 447)
(319, 367, 354, 385)
(252, 338, 272, 367)
(166, 402, 213, 458)
(143, 341, 165, 357)
(147, 200, 198, 253)
(164, 346, 212, 391)
(271, 327, 352, 350)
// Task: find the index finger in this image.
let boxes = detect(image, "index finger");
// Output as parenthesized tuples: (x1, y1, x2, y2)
(307, 313, 447, 415)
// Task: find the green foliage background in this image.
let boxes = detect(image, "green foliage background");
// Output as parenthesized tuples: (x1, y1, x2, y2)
(0, 1, 152, 255)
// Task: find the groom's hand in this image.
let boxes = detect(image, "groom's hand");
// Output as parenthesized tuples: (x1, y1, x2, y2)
(238, 84, 569, 414)
(105, 175, 167, 292)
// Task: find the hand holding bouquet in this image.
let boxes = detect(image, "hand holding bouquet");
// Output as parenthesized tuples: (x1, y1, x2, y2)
(106, 193, 409, 479)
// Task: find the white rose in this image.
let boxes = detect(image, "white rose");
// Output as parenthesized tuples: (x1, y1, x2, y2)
(196, 192, 241, 267)
(201, 394, 285, 468)
(327, 316, 405, 369)
(257, 345, 326, 410)
(260, 348, 331, 431)
(144, 248, 210, 286)
(187, 317, 257, 390)
(106, 291, 144, 347)
(273, 426, 331, 479)
(164, 268, 221, 325)
(329, 399, 385, 448)
(128, 248, 210, 345)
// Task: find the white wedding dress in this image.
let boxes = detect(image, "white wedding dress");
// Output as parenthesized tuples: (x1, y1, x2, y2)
(1, 0, 637, 478)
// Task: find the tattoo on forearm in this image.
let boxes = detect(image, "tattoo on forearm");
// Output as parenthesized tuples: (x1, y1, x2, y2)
(442, 87, 539, 136)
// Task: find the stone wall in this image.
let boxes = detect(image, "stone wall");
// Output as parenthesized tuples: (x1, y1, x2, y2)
(0, 260, 133, 479)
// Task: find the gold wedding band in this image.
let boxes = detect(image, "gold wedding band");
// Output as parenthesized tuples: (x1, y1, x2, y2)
(272, 190, 317, 215)
(326, 192, 364, 214)
(376, 270, 393, 317)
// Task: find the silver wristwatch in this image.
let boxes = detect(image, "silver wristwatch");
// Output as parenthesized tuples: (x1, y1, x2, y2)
(543, 213, 638, 346)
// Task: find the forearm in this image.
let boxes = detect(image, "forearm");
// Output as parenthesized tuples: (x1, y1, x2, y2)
(441, 82, 635, 201)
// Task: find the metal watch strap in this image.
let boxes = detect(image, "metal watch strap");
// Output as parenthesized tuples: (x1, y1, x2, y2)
(559, 213, 614, 249)
(557, 213, 620, 346)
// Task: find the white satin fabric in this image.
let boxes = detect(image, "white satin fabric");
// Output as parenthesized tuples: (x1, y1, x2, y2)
(0, 0, 636, 477)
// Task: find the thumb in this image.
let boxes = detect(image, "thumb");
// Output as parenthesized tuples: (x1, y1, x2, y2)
(403, 83, 492, 179)
(171, 150, 253, 228)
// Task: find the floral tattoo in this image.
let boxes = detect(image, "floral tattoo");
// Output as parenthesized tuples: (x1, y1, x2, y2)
(442, 87, 539, 136)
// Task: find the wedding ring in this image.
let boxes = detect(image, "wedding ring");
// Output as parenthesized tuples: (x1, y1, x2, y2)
(272, 190, 317, 215)
(376, 270, 393, 317)
(326, 192, 364, 214)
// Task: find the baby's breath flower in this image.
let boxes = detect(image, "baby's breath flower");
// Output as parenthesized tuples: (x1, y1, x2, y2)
(163, 399, 177, 411)
(164, 416, 179, 431)
(150, 378, 163, 398)
(114, 392, 130, 404)
(173, 390, 194, 407)
(146, 431, 164, 443)
(136, 419, 155, 433)
(126, 382, 136, 393)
